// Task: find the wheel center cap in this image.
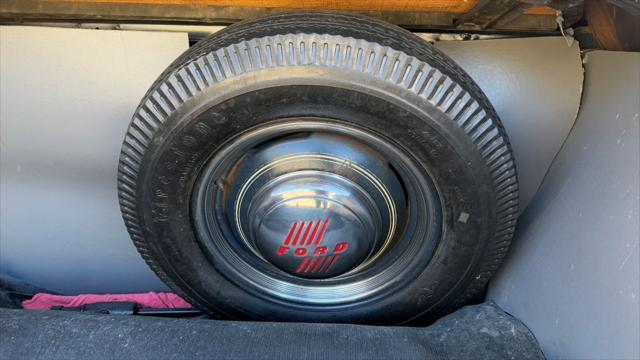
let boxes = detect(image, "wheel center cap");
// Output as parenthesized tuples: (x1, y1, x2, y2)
(247, 172, 378, 278)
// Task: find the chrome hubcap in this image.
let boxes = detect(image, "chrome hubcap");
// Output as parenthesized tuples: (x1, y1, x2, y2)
(193, 119, 440, 304)
(247, 171, 381, 278)
(233, 132, 404, 279)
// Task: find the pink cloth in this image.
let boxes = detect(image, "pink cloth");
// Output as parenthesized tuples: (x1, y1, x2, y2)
(22, 292, 192, 310)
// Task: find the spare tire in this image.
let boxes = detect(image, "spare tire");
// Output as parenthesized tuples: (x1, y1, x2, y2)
(117, 11, 519, 324)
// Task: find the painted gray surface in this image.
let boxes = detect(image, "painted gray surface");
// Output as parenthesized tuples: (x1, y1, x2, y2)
(436, 37, 583, 211)
(0, 27, 583, 295)
(488, 51, 640, 359)
(0, 26, 188, 293)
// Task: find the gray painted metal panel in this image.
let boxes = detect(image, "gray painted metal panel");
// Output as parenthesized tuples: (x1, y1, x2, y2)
(488, 51, 640, 359)
(436, 37, 583, 211)
(0, 26, 188, 293)
(0, 27, 582, 295)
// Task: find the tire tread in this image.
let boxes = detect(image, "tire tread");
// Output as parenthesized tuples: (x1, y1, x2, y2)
(117, 11, 519, 317)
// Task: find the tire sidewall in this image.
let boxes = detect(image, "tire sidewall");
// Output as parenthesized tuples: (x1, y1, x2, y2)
(136, 67, 496, 323)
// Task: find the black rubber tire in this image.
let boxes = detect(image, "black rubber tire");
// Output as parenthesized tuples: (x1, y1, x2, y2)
(118, 11, 519, 324)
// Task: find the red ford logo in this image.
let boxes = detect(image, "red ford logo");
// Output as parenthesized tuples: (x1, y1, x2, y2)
(275, 219, 349, 274)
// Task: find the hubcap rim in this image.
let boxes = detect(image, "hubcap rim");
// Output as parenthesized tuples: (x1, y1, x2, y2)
(192, 119, 441, 305)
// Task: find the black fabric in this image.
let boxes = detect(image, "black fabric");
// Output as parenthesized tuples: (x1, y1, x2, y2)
(0, 302, 543, 360)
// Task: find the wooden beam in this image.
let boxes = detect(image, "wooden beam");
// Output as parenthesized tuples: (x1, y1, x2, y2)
(38, 0, 481, 13)
(0, 0, 561, 32)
